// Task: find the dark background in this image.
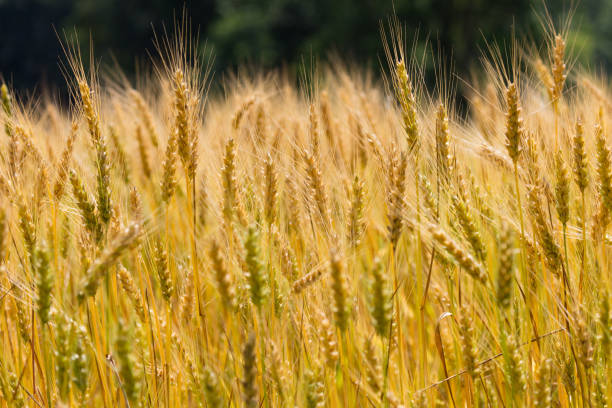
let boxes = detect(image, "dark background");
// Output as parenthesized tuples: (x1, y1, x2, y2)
(0, 0, 610, 98)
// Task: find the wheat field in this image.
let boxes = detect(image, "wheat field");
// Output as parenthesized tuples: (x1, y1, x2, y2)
(0, 18, 610, 408)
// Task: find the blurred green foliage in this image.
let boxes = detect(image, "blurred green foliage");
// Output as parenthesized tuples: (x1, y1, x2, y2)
(0, 0, 608, 95)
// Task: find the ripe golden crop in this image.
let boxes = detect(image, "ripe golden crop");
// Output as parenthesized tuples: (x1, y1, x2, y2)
(0, 17, 610, 408)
